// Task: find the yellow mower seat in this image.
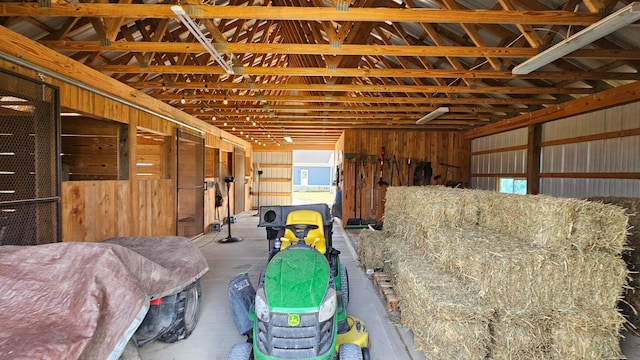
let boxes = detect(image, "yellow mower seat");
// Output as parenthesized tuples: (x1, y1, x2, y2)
(281, 210, 326, 254)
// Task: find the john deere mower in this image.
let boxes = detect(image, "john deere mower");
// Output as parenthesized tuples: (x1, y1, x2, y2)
(228, 204, 369, 360)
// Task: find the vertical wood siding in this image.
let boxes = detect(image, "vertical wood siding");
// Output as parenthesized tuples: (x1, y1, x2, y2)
(61, 179, 174, 241)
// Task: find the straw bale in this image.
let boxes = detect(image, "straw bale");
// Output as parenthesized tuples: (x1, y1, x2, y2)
(589, 197, 640, 331)
(475, 191, 628, 255)
(570, 199, 630, 254)
(491, 310, 553, 360)
(490, 308, 625, 360)
(384, 187, 628, 256)
(549, 308, 625, 360)
(393, 253, 493, 360)
(356, 229, 391, 271)
(421, 227, 628, 310)
(475, 191, 574, 247)
(383, 186, 479, 238)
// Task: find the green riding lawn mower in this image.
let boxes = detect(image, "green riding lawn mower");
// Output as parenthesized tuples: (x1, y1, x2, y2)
(227, 203, 370, 360)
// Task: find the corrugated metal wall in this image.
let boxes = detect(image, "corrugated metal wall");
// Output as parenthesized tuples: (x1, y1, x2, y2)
(253, 151, 293, 207)
(470, 127, 527, 191)
(540, 102, 640, 198)
(470, 102, 640, 198)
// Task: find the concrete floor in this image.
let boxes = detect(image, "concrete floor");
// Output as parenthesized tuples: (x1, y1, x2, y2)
(138, 211, 640, 360)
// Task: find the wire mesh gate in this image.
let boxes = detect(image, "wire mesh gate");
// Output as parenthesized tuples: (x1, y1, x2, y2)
(0, 69, 60, 245)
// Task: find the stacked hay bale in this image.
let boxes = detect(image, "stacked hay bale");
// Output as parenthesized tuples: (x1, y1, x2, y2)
(358, 186, 629, 359)
(589, 197, 640, 333)
(357, 229, 389, 271)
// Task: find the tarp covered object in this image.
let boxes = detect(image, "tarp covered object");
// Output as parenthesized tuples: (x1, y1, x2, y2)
(0, 236, 209, 360)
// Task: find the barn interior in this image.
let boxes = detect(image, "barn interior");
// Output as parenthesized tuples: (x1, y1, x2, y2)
(0, 1, 639, 359)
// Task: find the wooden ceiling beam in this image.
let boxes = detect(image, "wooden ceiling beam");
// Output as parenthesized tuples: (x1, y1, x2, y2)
(158, 83, 591, 95)
(95, 64, 639, 81)
(0, 4, 602, 24)
(158, 93, 552, 105)
(441, 0, 502, 70)
(464, 77, 640, 139)
(182, 103, 523, 113)
(40, 41, 640, 60)
(497, 0, 544, 48)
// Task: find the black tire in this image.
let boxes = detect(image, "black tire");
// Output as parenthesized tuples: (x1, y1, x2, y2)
(158, 279, 202, 343)
(227, 342, 253, 360)
(362, 347, 370, 360)
(340, 264, 349, 309)
(339, 343, 363, 360)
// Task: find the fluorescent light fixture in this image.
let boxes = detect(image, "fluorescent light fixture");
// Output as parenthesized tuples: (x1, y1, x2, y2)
(221, 137, 243, 147)
(416, 107, 449, 124)
(283, 136, 293, 143)
(171, 5, 235, 75)
(513, 2, 640, 75)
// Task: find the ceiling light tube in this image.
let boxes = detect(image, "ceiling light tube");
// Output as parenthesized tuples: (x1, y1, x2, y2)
(221, 137, 242, 147)
(171, 5, 235, 75)
(284, 136, 293, 143)
(416, 107, 449, 124)
(513, 2, 640, 75)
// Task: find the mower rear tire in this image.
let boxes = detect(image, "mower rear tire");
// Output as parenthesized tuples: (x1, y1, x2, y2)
(158, 279, 202, 343)
(339, 343, 363, 360)
(227, 342, 253, 360)
(340, 264, 349, 308)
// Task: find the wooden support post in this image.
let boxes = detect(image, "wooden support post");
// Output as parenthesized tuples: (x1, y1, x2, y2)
(527, 123, 541, 195)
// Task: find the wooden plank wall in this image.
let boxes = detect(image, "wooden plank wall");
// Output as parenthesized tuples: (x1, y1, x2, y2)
(61, 117, 120, 180)
(136, 134, 167, 179)
(0, 37, 252, 242)
(61, 179, 174, 241)
(340, 129, 469, 224)
(252, 151, 293, 206)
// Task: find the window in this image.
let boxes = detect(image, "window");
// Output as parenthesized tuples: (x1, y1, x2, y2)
(61, 116, 127, 181)
(498, 178, 527, 195)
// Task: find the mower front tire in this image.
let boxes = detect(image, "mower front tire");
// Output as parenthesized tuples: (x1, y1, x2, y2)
(339, 343, 363, 360)
(227, 342, 253, 360)
(340, 264, 349, 308)
(158, 279, 202, 343)
(362, 347, 370, 360)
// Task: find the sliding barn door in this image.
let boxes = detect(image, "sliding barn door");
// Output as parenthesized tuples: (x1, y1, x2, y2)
(176, 130, 204, 238)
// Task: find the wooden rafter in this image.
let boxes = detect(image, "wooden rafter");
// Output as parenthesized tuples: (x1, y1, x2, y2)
(1, 0, 638, 145)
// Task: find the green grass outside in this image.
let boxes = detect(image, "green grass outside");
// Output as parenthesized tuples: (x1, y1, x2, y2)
(292, 191, 335, 205)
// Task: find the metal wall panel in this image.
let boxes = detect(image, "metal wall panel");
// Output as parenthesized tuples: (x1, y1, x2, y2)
(472, 101, 639, 199)
(471, 127, 527, 152)
(542, 102, 640, 142)
(541, 178, 640, 198)
(538, 101, 639, 198)
(470, 177, 496, 191)
(471, 150, 526, 175)
(542, 136, 640, 174)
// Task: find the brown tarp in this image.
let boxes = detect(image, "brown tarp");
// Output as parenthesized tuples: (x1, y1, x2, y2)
(0, 236, 209, 360)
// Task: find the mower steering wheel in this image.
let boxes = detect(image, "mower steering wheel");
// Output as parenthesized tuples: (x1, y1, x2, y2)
(285, 224, 318, 241)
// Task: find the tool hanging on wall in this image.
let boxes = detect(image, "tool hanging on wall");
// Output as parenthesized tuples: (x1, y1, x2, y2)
(364, 155, 377, 224)
(413, 161, 433, 186)
(359, 157, 365, 221)
(345, 153, 362, 226)
(388, 156, 394, 185)
(440, 162, 462, 187)
(394, 155, 402, 186)
(378, 147, 388, 186)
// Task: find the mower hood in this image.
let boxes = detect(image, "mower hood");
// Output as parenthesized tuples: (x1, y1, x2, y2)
(264, 247, 330, 312)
